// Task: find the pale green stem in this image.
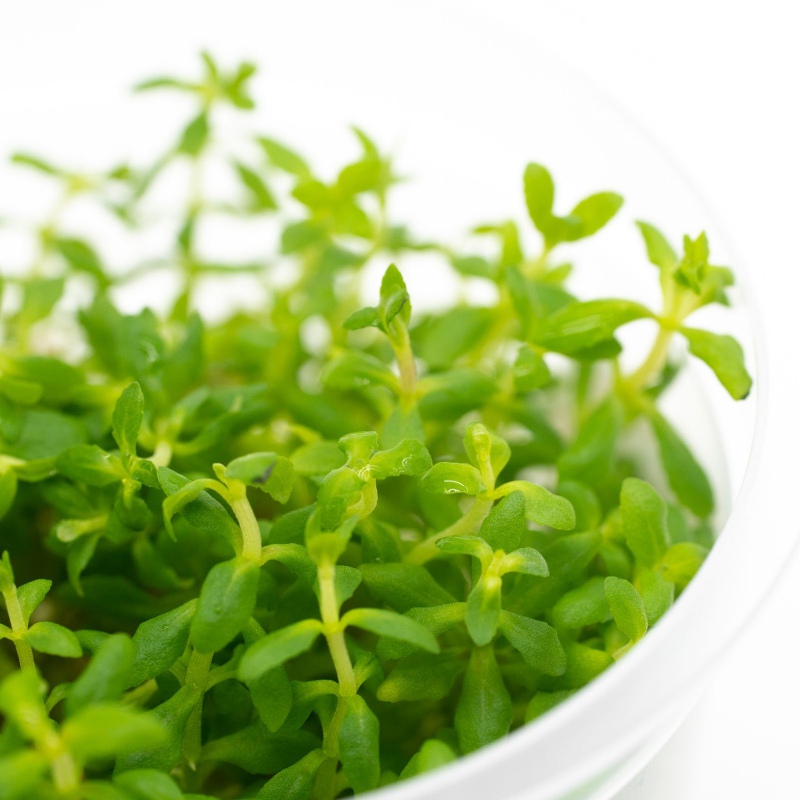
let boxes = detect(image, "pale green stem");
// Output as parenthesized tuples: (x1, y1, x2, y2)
(2, 584, 35, 670)
(182, 649, 213, 769)
(149, 440, 173, 468)
(406, 496, 495, 565)
(229, 489, 262, 561)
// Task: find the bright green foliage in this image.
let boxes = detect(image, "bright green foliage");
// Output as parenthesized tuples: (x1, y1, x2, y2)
(0, 52, 749, 799)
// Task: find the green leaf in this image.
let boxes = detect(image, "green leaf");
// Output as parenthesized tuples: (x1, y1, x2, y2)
(238, 620, 323, 682)
(343, 305, 382, 331)
(258, 137, 310, 177)
(513, 345, 552, 391)
(605, 577, 648, 644)
(465, 579, 502, 646)
(177, 112, 210, 156)
(17, 579, 52, 622)
(525, 690, 575, 722)
(498, 611, 566, 675)
(379, 264, 411, 329)
(190, 557, 260, 654)
(338, 694, 380, 794)
(113, 770, 183, 800)
(201, 721, 318, 774)
(536, 299, 651, 356)
(479, 491, 527, 552)
(291, 441, 346, 476)
(377, 651, 463, 702)
(360, 563, 456, 612)
(128, 599, 197, 687)
(658, 542, 709, 590)
(649, 412, 714, 518)
(494, 481, 575, 530)
(116, 685, 200, 772)
(637, 568, 675, 625)
(680, 327, 752, 400)
(400, 739, 458, 779)
(568, 192, 623, 239)
(418, 368, 498, 422)
(62, 703, 165, 761)
(552, 576, 611, 629)
(323, 351, 400, 394)
(435, 535, 493, 561)
(0, 750, 49, 799)
(523, 163, 555, 239)
(255, 749, 326, 800)
(248, 664, 293, 733)
(112, 383, 144, 460)
(234, 162, 277, 211)
(455, 646, 512, 754)
(24, 621, 82, 658)
(620, 478, 670, 568)
(341, 608, 439, 653)
(376, 603, 466, 660)
(636, 221, 678, 271)
(57, 445, 124, 487)
(367, 439, 432, 479)
(67, 634, 133, 716)
(420, 462, 484, 495)
(225, 453, 295, 502)
(498, 547, 549, 577)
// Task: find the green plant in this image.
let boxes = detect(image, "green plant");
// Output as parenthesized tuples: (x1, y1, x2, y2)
(0, 53, 751, 799)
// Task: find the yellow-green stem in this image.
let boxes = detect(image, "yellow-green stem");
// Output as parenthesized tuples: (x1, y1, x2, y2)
(624, 325, 674, 394)
(230, 490, 262, 561)
(318, 560, 356, 696)
(2, 584, 35, 670)
(407, 496, 494, 565)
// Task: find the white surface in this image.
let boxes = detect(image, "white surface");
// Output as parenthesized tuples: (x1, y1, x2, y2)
(1, 2, 799, 797)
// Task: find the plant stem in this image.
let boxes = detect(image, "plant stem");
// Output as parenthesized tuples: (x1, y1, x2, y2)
(150, 439, 173, 468)
(318, 560, 356, 696)
(624, 324, 674, 394)
(230, 489, 262, 561)
(1, 584, 35, 670)
(407, 496, 494, 565)
(182, 649, 213, 769)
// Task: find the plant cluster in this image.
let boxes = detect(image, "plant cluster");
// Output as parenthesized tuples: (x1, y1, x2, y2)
(0, 54, 751, 799)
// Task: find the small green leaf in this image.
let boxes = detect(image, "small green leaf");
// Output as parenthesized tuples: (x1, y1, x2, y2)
(128, 599, 197, 687)
(513, 345, 551, 391)
(112, 383, 144, 460)
(494, 481, 575, 530)
(343, 306, 382, 331)
(322, 351, 401, 394)
(435, 535, 493, 561)
(605, 576, 648, 644)
(360, 563, 456, 613)
(255, 749, 326, 800)
(568, 192, 623, 239)
(367, 439, 432, 479)
(479, 491, 527, 552)
(258, 137, 310, 177)
(523, 163, 555, 239)
(17, 579, 52, 622)
(377, 651, 463, 702)
(498, 547, 549, 577)
(498, 611, 566, 675)
(455, 646, 512, 754)
(225, 453, 295, 502)
(57, 445, 124, 487)
(465, 579, 502, 646)
(291, 441, 346, 477)
(238, 620, 323, 682)
(0, 468, 18, 520)
(680, 327, 752, 400)
(637, 568, 675, 625)
(67, 633, 133, 716)
(649, 412, 714, 518)
(62, 703, 165, 761)
(25, 621, 82, 658)
(636, 221, 678, 271)
(190, 557, 260, 654)
(400, 739, 458, 779)
(341, 608, 439, 653)
(379, 264, 411, 329)
(620, 478, 670, 568)
(552, 577, 611, 629)
(658, 542, 709, 590)
(525, 690, 574, 722)
(113, 769, 183, 800)
(420, 462, 484, 495)
(338, 694, 380, 793)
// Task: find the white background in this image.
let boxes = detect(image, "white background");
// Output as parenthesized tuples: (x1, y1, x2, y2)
(1, 2, 799, 798)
